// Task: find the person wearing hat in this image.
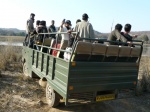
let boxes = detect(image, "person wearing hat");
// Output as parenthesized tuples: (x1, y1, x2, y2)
(25, 13, 35, 47)
(74, 13, 95, 41)
(58, 19, 72, 41)
(56, 19, 72, 58)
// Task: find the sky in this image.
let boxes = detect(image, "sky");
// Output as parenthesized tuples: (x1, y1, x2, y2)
(0, 0, 149, 33)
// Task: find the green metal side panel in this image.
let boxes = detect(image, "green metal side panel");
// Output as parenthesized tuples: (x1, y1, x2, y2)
(32, 50, 49, 78)
(31, 49, 69, 98)
(46, 58, 69, 98)
(68, 62, 138, 93)
(23, 47, 139, 100)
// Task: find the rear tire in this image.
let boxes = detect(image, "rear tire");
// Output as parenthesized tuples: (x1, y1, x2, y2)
(39, 78, 47, 88)
(23, 62, 29, 77)
(46, 83, 60, 107)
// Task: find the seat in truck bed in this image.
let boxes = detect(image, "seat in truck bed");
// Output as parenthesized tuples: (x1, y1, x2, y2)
(71, 41, 92, 61)
(117, 46, 131, 62)
(104, 45, 119, 62)
(90, 43, 107, 62)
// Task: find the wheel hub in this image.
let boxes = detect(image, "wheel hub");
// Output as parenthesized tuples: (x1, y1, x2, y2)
(47, 85, 53, 100)
(23, 63, 28, 76)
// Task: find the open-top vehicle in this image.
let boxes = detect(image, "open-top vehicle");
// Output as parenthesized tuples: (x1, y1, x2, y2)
(22, 32, 143, 107)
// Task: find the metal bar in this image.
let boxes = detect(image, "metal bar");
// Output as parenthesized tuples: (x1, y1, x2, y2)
(41, 54, 44, 72)
(69, 32, 79, 62)
(34, 44, 72, 53)
(78, 38, 143, 46)
(34, 37, 143, 64)
(36, 52, 39, 68)
(32, 50, 34, 65)
(38, 32, 78, 35)
(51, 58, 56, 80)
(46, 56, 49, 75)
(132, 40, 144, 43)
(28, 34, 30, 47)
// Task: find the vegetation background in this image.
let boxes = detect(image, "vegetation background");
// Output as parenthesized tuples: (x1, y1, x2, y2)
(0, 28, 149, 43)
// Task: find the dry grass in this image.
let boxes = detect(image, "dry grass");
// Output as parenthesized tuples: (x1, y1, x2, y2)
(0, 38, 22, 70)
(138, 56, 150, 93)
(0, 36, 24, 42)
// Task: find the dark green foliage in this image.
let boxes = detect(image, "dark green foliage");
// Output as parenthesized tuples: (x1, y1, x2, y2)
(0, 28, 25, 36)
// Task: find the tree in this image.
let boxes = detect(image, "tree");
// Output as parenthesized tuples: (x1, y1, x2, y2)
(139, 35, 149, 43)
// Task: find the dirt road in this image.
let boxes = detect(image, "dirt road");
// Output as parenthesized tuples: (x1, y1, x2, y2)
(0, 71, 150, 112)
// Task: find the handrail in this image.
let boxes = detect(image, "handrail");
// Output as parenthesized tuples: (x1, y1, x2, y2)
(38, 32, 78, 35)
(36, 32, 78, 51)
(31, 36, 143, 63)
(69, 38, 143, 63)
(78, 38, 143, 45)
(34, 44, 72, 53)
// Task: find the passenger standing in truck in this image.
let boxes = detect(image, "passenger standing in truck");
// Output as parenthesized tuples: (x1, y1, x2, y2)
(71, 19, 81, 31)
(56, 20, 72, 59)
(107, 24, 127, 45)
(35, 20, 40, 33)
(59, 20, 72, 38)
(25, 13, 36, 47)
(36, 20, 48, 44)
(48, 20, 56, 39)
(74, 13, 95, 41)
(58, 20, 72, 47)
(76, 19, 81, 24)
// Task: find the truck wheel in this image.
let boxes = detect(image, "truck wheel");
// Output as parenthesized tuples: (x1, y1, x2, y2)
(46, 83, 60, 107)
(23, 62, 29, 77)
(39, 78, 47, 88)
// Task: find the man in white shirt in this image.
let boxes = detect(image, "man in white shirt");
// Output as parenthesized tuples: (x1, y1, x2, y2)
(59, 20, 72, 41)
(57, 20, 72, 58)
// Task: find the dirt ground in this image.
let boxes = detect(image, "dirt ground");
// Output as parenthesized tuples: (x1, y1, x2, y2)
(0, 70, 150, 112)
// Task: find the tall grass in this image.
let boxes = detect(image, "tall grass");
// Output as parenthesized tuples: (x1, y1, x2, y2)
(0, 36, 24, 42)
(0, 38, 22, 70)
(138, 56, 150, 93)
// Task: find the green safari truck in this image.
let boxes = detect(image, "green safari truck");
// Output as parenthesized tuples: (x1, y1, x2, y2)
(22, 33, 143, 107)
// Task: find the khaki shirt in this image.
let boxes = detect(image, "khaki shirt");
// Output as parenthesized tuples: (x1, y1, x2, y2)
(107, 30, 127, 45)
(74, 21, 95, 40)
(26, 19, 34, 34)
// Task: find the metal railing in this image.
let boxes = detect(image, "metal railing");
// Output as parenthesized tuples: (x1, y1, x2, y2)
(24, 32, 144, 63)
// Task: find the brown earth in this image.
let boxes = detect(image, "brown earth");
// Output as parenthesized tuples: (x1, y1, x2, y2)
(0, 69, 150, 112)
